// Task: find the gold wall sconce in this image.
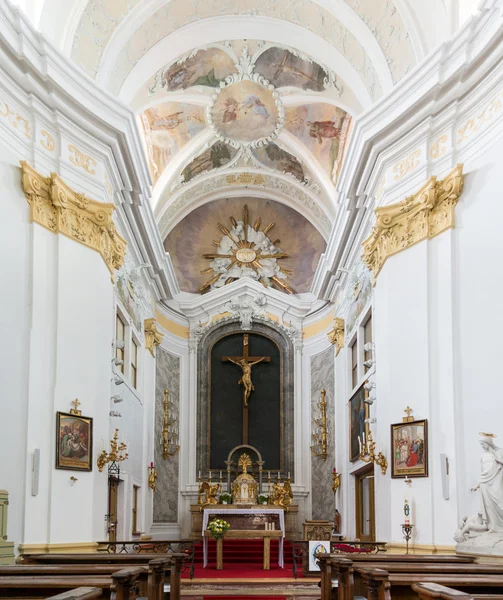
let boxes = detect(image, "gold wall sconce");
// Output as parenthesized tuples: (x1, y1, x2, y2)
(70, 476, 78, 485)
(332, 468, 340, 493)
(148, 463, 158, 491)
(310, 388, 328, 460)
(162, 389, 180, 458)
(97, 429, 128, 473)
(359, 430, 388, 475)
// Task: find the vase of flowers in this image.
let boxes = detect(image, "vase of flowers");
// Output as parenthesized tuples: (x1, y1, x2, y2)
(258, 494, 269, 505)
(219, 493, 232, 505)
(207, 518, 230, 540)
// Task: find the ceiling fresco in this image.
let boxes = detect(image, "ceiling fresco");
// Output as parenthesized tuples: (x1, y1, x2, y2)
(284, 104, 351, 180)
(164, 197, 326, 294)
(141, 102, 206, 184)
(140, 42, 351, 196)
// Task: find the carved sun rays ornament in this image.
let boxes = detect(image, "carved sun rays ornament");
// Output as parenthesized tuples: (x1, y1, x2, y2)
(200, 204, 293, 294)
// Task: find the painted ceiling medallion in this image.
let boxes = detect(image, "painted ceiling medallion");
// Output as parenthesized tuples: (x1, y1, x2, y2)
(200, 204, 293, 294)
(207, 47, 284, 150)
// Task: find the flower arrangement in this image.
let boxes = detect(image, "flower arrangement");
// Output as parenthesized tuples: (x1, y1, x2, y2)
(258, 494, 269, 505)
(207, 518, 230, 539)
(219, 493, 232, 504)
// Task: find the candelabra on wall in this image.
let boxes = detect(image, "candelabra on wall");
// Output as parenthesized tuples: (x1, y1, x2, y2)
(97, 429, 128, 476)
(311, 388, 328, 460)
(359, 430, 388, 475)
(162, 389, 180, 458)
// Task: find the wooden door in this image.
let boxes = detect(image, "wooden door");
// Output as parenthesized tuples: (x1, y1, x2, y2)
(108, 477, 120, 542)
(355, 465, 375, 541)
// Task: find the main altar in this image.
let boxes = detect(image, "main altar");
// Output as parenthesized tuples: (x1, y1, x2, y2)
(192, 447, 299, 568)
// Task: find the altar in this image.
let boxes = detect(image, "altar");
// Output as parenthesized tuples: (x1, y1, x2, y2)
(202, 507, 286, 568)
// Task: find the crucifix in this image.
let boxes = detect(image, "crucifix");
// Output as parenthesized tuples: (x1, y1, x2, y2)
(222, 334, 271, 444)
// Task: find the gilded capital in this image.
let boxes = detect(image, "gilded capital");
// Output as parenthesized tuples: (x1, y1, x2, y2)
(362, 165, 464, 282)
(144, 318, 163, 357)
(327, 317, 345, 356)
(20, 161, 126, 278)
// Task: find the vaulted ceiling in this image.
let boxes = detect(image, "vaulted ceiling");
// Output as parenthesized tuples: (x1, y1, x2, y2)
(15, 0, 475, 298)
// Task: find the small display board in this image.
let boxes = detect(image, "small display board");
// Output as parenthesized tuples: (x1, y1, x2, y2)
(308, 540, 330, 572)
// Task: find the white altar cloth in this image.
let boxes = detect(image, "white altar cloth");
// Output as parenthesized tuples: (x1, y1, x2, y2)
(202, 507, 285, 568)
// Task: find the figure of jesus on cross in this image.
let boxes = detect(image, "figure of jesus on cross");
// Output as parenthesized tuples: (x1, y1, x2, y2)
(222, 334, 270, 444)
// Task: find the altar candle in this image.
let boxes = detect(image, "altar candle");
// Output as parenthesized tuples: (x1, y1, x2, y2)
(219, 471, 222, 479)
(333, 467, 337, 474)
(150, 461, 153, 468)
(268, 471, 271, 479)
(358, 435, 362, 453)
(198, 470, 201, 479)
(209, 471, 212, 480)
(277, 472, 280, 481)
(288, 472, 290, 479)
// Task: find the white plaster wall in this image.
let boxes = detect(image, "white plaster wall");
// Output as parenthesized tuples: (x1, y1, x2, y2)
(454, 137, 503, 521)
(0, 157, 31, 547)
(0, 153, 116, 546)
(370, 136, 503, 547)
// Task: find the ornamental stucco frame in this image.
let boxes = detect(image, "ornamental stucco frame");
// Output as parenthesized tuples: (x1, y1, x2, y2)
(196, 319, 294, 482)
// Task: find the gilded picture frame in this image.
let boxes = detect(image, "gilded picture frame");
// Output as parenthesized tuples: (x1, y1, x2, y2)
(56, 411, 93, 471)
(349, 383, 369, 462)
(390, 419, 428, 478)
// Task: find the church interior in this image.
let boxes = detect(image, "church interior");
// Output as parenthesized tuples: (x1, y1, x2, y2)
(1, 0, 503, 598)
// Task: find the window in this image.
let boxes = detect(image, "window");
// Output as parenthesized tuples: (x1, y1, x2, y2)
(132, 485, 140, 534)
(116, 314, 125, 374)
(364, 314, 373, 373)
(351, 339, 358, 389)
(131, 339, 138, 389)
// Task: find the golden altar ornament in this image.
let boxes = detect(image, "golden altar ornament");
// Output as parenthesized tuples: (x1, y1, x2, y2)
(97, 429, 128, 472)
(232, 453, 258, 505)
(198, 480, 221, 508)
(271, 478, 293, 511)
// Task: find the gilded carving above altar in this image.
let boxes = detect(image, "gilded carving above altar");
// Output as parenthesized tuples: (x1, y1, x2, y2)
(20, 161, 126, 278)
(362, 165, 464, 282)
(144, 318, 163, 357)
(327, 317, 344, 355)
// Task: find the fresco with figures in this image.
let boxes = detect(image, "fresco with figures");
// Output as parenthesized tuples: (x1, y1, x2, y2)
(254, 47, 329, 91)
(154, 47, 236, 91)
(212, 81, 279, 143)
(284, 104, 351, 182)
(181, 141, 238, 183)
(142, 102, 206, 184)
(252, 144, 305, 183)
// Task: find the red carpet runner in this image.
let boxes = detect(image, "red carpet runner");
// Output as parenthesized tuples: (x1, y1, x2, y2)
(186, 539, 296, 579)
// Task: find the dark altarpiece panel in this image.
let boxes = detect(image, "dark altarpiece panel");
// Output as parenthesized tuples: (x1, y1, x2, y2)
(210, 333, 281, 470)
(196, 319, 294, 480)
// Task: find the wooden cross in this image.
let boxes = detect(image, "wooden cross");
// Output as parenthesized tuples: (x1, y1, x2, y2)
(222, 334, 271, 444)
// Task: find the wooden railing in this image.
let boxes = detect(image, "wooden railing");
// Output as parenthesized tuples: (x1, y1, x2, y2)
(291, 539, 387, 578)
(97, 540, 196, 579)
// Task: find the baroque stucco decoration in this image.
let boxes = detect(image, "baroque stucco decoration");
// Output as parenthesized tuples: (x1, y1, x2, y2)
(144, 318, 164, 357)
(327, 317, 344, 355)
(362, 165, 464, 282)
(20, 161, 126, 278)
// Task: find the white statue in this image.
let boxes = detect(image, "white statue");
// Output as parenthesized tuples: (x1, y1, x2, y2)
(455, 433, 503, 549)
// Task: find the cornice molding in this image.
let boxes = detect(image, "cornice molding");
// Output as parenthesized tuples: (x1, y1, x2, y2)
(362, 165, 464, 282)
(327, 317, 345, 355)
(144, 318, 164, 356)
(20, 161, 127, 278)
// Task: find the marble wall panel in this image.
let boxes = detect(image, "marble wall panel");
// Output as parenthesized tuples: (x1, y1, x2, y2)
(311, 346, 335, 520)
(153, 347, 180, 523)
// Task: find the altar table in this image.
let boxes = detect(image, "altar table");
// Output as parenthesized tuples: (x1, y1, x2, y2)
(202, 508, 285, 568)
(204, 529, 283, 570)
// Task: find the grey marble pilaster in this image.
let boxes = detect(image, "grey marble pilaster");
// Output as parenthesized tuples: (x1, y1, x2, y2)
(153, 347, 180, 523)
(310, 346, 335, 520)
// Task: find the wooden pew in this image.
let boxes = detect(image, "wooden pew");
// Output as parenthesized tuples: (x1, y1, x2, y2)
(413, 582, 503, 600)
(0, 567, 142, 599)
(47, 588, 102, 600)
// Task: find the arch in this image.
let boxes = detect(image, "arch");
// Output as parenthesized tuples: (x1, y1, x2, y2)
(196, 319, 295, 482)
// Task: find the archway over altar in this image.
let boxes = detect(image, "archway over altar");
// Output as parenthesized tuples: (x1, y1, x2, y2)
(196, 319, 295, 481)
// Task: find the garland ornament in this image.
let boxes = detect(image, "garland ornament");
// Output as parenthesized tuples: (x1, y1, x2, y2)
(362, 165, 464, 282)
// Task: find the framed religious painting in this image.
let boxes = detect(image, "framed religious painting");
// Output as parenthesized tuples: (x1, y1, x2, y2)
(390, 419, 428, 478)
(55, 411, 93, 471)
(349, 383, 369, 462)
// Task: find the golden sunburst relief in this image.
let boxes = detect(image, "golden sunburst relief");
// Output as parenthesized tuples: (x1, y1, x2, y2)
(199, 204, 294, 294)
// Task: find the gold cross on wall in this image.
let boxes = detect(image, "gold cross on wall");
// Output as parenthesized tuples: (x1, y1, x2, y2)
(70, 398, 82, 416)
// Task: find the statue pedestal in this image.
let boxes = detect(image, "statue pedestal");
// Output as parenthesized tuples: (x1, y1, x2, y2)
(190, 504, 299, 539)
(457, 533, 503, 557)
